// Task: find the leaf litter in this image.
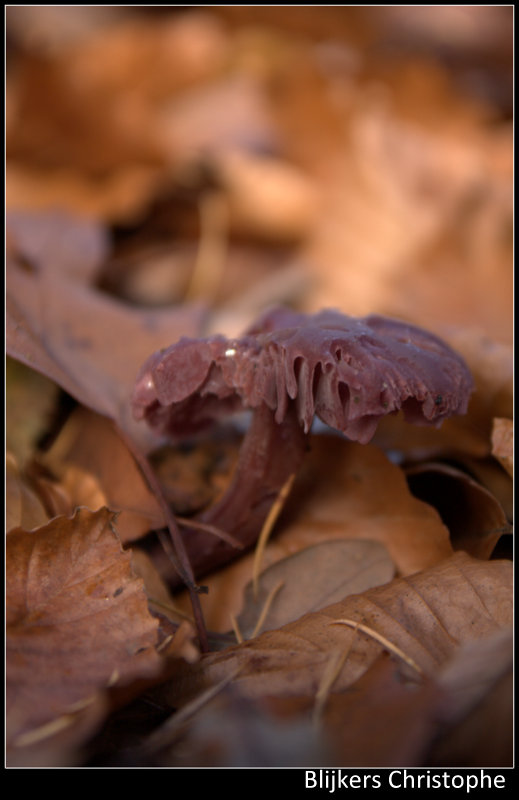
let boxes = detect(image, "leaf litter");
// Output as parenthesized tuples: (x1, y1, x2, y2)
(5, 6, 512, 768)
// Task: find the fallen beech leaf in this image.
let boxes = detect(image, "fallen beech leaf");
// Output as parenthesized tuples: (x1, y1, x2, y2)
(6, 507, 162, 752)
(164, 552, 512, 706)
(405, 461, 510, 559)
(6, 211, 207, 435)
(429, 628, 513, 768)
(42, 406, 163, 541)
(491, 417, 513, 477)
(277, 437, 454, 576)
(320, 631, 513, 768)
(6, 208, 109, 283)
(317, 655, 445, 768)
(454, 455, 513, 523)
(235, 539, 395, 639)
(437, 626, 512, 726)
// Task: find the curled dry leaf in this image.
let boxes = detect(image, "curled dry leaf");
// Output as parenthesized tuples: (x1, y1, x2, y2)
(491, 417, 513, 477)
(163, 552, 512, 708)
(41, 406, 163, 541)
(6, 507, 163, 759)
(405, 461, 510, 559)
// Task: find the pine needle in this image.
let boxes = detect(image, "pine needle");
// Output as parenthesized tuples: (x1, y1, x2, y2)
(331, 618, 424, 676)
(252, 473, 295, 599)
(230, 614, 244, 644)
(251, 580, 285, 639)
(313, 647, 350, 726)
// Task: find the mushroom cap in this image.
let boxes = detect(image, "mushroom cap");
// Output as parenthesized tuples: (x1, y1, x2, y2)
(132, 307, 474, 444)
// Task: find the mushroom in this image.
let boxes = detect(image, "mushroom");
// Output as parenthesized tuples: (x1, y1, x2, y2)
(132, 307, 474, 580)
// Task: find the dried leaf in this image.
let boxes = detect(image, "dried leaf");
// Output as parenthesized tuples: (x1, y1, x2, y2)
(236, 539, 395, 639)
(6, 507, 162, 754)
(429, 628, 513, 767)
(318, 655, 445, 767)
(405, 461, 510, 558)
(491, 417, 513, 477)
(42, 407, 163, 541)
(164, 553, 512, 706)
(6, 211, 207, 434)
(437, 626, 512, 726)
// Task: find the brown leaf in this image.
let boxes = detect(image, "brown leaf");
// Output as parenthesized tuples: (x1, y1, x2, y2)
(429, 629, 513, 767)
(6, 210, 207, 434)
(491, 417, 513, 477)
(6, 507, 162, 753)
(42, 406, 163, 541)
(235, 539, 395, 639)
(164, 553, 512, 707)
(405, 461, 510, 559)
(318, 655, 445, 767)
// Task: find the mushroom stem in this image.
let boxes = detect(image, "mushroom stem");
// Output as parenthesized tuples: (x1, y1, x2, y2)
(180, 402, 308, 579)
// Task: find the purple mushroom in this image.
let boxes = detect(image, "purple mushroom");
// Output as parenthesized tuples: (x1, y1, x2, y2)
(132, 307, 474, 580)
